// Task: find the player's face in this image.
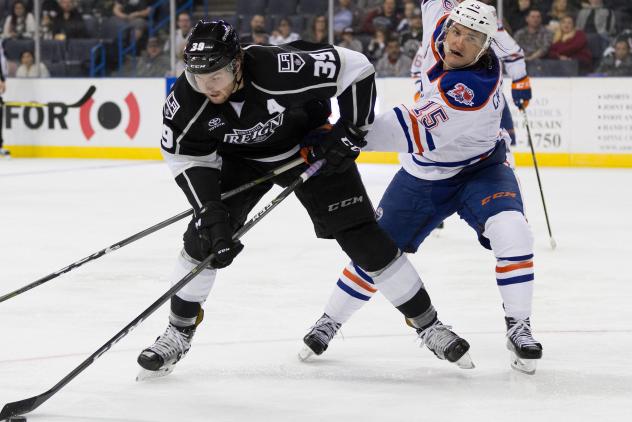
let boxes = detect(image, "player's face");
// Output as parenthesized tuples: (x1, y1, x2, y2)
(444, 23, 486, 68)
(194, 67, 236, 104)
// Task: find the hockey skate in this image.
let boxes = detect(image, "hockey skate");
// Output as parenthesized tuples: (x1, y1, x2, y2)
(416, 320, 475, 369)
(298, 313, 341, 361)
(136, 322, 197, 381)
(0, 148, 10, 158)
(505, 317, 542, 375)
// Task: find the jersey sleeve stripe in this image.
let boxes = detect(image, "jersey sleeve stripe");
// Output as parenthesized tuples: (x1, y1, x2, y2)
(425, 128, 436, 151)
(181, 170, 203, 209)
(406, 110, 424, 153)
(393, 106, 415, 153)
(251, 80, 338, 95)
(411, 143, 497, 167)
(173, 99, 210, 155)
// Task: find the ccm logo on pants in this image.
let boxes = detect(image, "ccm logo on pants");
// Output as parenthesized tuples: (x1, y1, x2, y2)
(481, 191, 516, 206)
(328, 196, 364, 212)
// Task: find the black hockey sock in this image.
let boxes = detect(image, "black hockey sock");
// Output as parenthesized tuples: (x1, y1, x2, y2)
(170, 295, 203, 328)
(396, 287, 436, 326)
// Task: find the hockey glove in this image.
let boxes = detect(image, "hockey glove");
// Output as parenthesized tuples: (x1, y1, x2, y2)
(512, 76, 532, 110)
(195, 201, 244, 269)
(302, 120, 367, 175)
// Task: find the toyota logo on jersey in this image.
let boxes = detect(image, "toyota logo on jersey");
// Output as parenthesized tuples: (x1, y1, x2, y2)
(447, 83, 475, 106)
(223, 114, 284, 144)
(79, 93, 141, 140)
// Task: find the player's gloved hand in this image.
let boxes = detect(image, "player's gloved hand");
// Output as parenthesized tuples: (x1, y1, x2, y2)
(195, 201, 244, 269)
(512, 76, 532, 110)
(302, 120, 367, 175)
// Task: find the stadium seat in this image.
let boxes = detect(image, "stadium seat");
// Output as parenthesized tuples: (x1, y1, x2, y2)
(67, 38, 101, 63)
(298, 0, 328, 15)
(46, 61, 66, 77)
(3, 39, 35, 61)
(236, 0, 267, 16)
(40, 40, 66, 63)
(527, 59, 579, 77)
(586, 33, 609, 62)
(267, 0, 298, 16)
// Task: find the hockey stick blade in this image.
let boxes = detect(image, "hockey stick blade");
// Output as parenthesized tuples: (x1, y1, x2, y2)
(0, 157, 304, 304)
(0, 160, 324, 419)
(4, 85, 96, 108)
(0, 395, 44, 420)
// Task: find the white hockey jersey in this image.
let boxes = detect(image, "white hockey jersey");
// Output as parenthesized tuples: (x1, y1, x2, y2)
(411, 0, 527, 81)
(366, 0, 506, 180)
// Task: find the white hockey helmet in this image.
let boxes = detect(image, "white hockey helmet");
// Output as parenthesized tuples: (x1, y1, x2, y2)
(445, 0, 497, 64)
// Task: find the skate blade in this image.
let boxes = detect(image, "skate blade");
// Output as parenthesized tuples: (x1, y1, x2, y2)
(298, 346, 316, 362)
(136, 365, 175, 381)
(454, 352, 475, 369)
(510, 353, 537, 375)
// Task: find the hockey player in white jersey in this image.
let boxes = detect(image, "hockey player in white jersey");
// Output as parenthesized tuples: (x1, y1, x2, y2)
(301, 0, 542, 375)
(410, 0, 532, 167)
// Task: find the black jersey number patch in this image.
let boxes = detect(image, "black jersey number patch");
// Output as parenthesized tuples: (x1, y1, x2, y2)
(310, 52, 336, 79)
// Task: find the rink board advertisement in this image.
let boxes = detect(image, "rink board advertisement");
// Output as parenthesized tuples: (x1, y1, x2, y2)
(4, 78, 164, 159)
(4, 77, 632, 167)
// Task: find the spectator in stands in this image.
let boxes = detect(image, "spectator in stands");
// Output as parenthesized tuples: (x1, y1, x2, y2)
(576, 0, 616, 40)
(269, 17, 300, 45)
(399, 7, 422, 58)
(241, 15, 268, 44)
(548, 15, 593, 73)
(42, 0, 62, 19)
(79, 0, 115, 18)
(396, 1, 415, 33)
(337, 27, 363, 53)
(595, 39, 632, 76)
(16, 50, 50, 77)
(375, 37, 412, 77)
(302, 15, 328, 44)
(52, 0, 88, 40)
(366, 27, 388, 63)
(40, 10, 55, 40)
(113, 0, 151, 43)
(164, 12, 192, 76)
(507, 0, 544, 33)
(514, 9, 554, 61)
(129, 36, 170, 77)
(2, 0, 36, 39)
(548, 0, 579, 24)
(362, 0, 402, 35)
(333, 0, 361, 36)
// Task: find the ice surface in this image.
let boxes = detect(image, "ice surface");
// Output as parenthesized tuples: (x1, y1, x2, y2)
(1, 159, 630, 421)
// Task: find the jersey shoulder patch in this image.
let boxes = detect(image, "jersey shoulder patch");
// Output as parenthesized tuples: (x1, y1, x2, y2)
(438, 54, 502, 111)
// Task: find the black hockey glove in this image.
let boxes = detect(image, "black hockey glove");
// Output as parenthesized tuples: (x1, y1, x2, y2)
(195, 201, 244, 269)
(302, 120, 367, 175)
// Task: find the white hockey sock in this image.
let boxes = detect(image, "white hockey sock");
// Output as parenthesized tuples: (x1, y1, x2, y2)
(324, 262, 377, 324)
(485, 211, 534, 320)
(369, 253, 423, 308)
(170, 249, 217, 304)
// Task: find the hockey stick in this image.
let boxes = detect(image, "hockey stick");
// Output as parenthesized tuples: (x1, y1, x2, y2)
(0, 157, 305, 304)
(0, 159, 324, 421)
(520, 108, 556, 249)
(3, 85, 96, 108)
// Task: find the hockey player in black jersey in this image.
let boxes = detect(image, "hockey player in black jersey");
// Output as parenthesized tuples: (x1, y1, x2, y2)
(136, 19, 472, 379)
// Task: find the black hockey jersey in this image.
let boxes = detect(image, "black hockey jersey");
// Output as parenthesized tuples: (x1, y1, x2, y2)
(160, 41, 376, 210)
